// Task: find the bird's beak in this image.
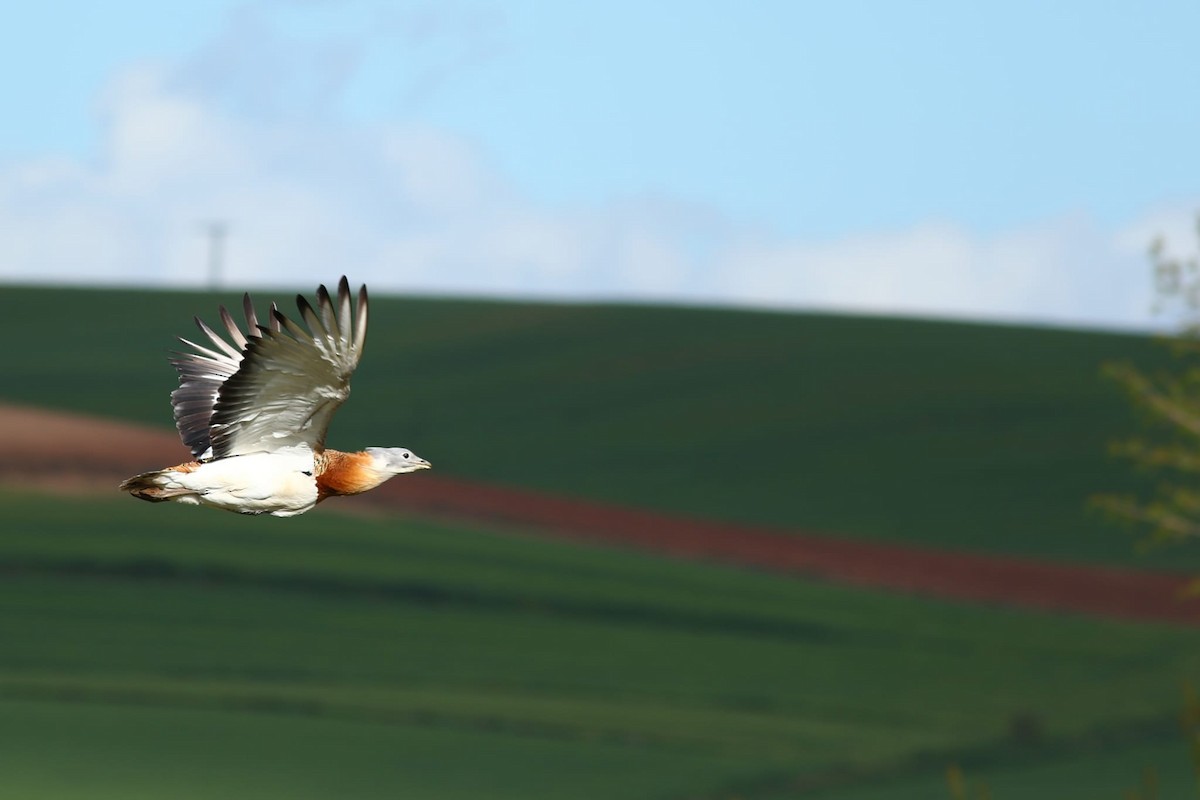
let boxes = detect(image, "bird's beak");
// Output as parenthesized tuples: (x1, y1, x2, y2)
(415, 458, 432, 470)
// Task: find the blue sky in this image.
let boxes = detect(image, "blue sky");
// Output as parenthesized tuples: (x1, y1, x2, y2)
(2, 1, 1198, 328)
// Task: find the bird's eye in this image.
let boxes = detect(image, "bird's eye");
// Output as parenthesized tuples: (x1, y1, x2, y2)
(402, 451, 410, 458)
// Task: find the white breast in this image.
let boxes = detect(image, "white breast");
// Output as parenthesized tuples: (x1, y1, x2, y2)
(175, 448, 319, 517)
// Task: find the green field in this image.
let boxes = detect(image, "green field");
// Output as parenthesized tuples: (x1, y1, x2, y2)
(3, 284, 1199, 798)
(3, 489, 1200, 799)
(0, 283, 1184, 567)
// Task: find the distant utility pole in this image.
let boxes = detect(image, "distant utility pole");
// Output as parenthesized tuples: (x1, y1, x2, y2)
(204, 221, 228, 290)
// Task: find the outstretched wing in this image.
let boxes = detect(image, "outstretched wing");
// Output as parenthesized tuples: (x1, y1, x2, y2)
(170, 292, 280, 459)
(169, 277, 368, 460)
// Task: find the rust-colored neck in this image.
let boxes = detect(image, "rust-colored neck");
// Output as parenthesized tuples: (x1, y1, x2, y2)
(314, 450, 387, 501)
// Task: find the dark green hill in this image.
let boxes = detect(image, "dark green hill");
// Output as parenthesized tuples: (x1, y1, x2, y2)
(0, 283, 1175, 566)
(5, 282, 1199, 798)
(3, 489, 1199, 799)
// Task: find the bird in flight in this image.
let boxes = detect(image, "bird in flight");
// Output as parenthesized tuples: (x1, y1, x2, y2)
(120, 277, 430, 516)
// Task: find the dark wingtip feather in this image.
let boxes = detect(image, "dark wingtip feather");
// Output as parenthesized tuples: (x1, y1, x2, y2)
(242, 293, 259, 333)
(354, 283, 369, 353)
(295, 293, 327, 338)
(219, 304, 248, 350)
(315, 283, 338, 336)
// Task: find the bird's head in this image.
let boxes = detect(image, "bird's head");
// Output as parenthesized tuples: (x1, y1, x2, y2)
(365, 447, 432, 475)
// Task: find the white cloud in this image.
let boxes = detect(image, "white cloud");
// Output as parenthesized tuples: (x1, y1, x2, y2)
(699, 214, 1166, 329)
(0, 31, 1191, 332)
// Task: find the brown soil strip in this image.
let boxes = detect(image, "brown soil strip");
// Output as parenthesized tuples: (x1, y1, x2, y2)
(2, 402, 1195, 626)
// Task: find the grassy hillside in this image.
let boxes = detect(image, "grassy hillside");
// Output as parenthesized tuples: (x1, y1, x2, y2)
(0, 283, 1180, 567)
(3, 489, 1200, 799)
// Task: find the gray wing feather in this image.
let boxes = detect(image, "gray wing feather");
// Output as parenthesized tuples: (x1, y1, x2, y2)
(167, 277, 367, 460)
(170, 326, 243, 459)
(219, 305, 248, 350)
(353, 283, 368, 355)
(206, 278, 368, 459)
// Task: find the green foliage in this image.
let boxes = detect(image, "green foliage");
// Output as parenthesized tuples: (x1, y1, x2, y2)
(1094, 219, 1200, 545)
(1149, 218, 1200, 326)
(944, 763, 1168, 800)
(946, 764, 992, 800)
(1183, 684, 1200, 792)
(939, 682, 1200, 800)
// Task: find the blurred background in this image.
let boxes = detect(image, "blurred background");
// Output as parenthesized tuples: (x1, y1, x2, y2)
(4, 0, 1200, 327)
(4, 2, 1200, 798)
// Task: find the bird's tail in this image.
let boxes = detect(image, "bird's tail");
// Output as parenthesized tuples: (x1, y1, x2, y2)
(119, 465, 199, 503)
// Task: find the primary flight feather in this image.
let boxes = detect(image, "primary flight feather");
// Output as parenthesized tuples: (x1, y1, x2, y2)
(120, 277, 430, 516)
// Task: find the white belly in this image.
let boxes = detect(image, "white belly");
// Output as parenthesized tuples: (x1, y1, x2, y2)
(173, 450, 319, 517)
